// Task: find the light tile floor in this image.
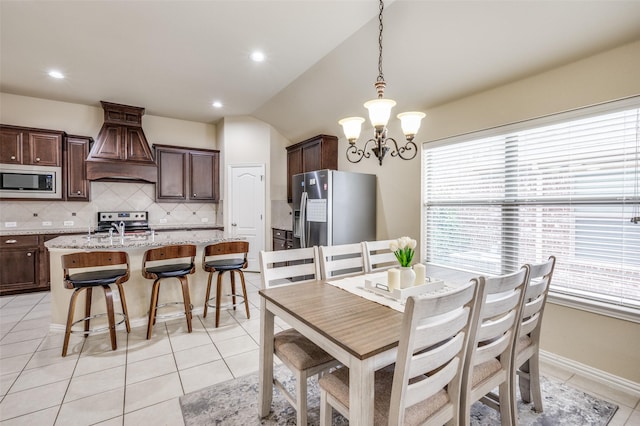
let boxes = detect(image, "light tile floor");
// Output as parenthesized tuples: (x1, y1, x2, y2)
(1, 272, 639, 425)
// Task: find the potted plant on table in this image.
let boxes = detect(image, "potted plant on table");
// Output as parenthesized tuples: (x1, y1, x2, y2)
(390, 237, 416, 288)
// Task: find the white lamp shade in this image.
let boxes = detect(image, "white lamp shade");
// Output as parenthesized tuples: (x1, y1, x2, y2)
(364, 98, 396, 128)
(339, 117, 365, 141)
(397, 111, 426, 136)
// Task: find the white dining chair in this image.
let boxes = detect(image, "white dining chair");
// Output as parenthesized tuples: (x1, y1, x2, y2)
(459, 265, 530, 426)
(363, 239, 398, 272)
(318, 243, 367, 280)
(319, 279, 481, 425)
(510, 256, 556, 423)
(259, 247, 341, 425)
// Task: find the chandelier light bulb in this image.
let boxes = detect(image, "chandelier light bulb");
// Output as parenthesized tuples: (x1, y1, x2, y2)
(364, 98, 396, 128)
(339, 117, 365, 143)
(397, 112, 426, 138)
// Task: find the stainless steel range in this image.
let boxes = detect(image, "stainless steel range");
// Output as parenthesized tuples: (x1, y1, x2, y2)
(96, 211, 150, 234)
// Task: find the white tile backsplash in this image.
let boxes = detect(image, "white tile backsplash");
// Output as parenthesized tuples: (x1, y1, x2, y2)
(0, 182, 219, 231)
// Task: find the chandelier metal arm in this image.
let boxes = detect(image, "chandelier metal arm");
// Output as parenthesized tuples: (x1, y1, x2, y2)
(346, 138, 377, 163)
(388, 137, 418, 161)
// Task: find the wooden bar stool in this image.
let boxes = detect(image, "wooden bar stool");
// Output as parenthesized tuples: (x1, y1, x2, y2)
(142, 244, 196, 339)
(61, 251, 131, 357)
(202, 241, 250, 327)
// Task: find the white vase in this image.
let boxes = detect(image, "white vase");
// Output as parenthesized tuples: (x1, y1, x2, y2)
(399, 266, 416, 288)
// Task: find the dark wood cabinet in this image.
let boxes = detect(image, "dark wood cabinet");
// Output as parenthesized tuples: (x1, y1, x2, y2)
(155, 144, 220, 203)
(64, 135, 92, 201)
(0, 235, 41, 296)
(0, 233, 80, 296)
(286, 134, 338, 203)
(272, 228, 293, 266)
(0, 125, 63, 166)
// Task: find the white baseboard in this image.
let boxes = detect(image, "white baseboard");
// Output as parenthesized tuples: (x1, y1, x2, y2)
(540, 349, 640, 397)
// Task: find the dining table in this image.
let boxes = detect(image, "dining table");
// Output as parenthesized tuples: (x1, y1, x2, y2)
(258, 265, 478, 425)
(258, 278, 405, 425)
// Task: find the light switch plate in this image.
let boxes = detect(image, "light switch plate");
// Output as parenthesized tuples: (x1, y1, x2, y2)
(42, 221, 52, 226)
(4, 222, 17, 228)
(63, 220, 74, 226)
(201, 217, 209, 223)
(160, 218, 167, 224)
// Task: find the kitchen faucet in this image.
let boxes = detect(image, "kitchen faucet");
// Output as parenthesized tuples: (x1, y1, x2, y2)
(111, 221, 125, 238)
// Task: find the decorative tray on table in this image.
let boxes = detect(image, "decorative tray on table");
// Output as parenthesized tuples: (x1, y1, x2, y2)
(364, 276, 444, 302)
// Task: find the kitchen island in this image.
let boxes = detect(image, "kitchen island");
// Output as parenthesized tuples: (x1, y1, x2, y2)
(45, 230, 242, 331)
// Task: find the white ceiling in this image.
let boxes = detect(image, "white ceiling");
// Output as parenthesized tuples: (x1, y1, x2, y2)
(2, 0, 640, 143)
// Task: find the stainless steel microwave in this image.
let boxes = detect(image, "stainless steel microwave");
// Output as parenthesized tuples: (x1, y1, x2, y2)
(0, 163, 62, 199)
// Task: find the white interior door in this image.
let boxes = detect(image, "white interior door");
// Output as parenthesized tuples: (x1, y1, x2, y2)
(228, 165, 265, 271)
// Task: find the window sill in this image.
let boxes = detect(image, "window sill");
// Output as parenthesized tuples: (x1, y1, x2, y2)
(547, 292, 640, 324)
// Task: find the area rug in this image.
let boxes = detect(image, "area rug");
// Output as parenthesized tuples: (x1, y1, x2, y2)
(180, 365, 618, 425)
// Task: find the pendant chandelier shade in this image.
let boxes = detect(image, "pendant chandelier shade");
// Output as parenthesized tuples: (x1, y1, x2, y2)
(340, 0, 425, 166)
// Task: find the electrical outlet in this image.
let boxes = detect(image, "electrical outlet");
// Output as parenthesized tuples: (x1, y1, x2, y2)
(63, 220, 74, 226)
(160, 218, 167, 224)
(4, 222, 17, 228)
(42, 221, 52, 226)
(201, 217, 209, 223)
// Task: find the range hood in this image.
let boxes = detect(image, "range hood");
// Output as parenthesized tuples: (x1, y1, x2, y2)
(86, 101, 157, 183)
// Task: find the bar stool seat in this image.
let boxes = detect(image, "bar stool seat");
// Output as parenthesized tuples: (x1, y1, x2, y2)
(202, 241, 250, 327)
(142, 244, 196, 340)
(61, 251, 131, 357)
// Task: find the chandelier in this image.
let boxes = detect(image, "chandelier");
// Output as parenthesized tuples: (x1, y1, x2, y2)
(339, 0, 425, 166)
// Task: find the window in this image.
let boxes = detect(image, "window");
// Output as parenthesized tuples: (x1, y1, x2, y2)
(422, 97, 640, 312)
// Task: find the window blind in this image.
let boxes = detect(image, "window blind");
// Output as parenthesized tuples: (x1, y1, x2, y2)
(423, 99, 640, 309)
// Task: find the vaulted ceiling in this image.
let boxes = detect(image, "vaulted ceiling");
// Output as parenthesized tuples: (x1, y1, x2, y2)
(2, 0, 640, 143)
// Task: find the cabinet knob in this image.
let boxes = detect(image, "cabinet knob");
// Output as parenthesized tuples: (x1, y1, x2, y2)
(35, 157, 40, 162)
(232, 223, 237, 227)
(193, 193, 197, 197)
(26, 252, 32, 257)
(5, 239, 17, 244)
(77, 190, 81, 195)
(10, 155, 16, 160)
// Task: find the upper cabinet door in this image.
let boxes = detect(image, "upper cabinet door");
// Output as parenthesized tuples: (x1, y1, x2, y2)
(156, 147, 188, 200)
(190, 151, 219, 202)
(0, 127, 23, 164)
(28, 132, 62, 166)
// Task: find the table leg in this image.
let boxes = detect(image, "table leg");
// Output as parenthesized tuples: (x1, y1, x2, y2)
(259, 298, 275, 418)
(349, 357, 375, 426)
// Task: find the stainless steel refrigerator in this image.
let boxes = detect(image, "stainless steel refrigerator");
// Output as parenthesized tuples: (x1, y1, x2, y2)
(292, 170, 376, 248)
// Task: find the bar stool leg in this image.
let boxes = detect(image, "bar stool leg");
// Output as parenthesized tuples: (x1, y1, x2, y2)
(116, 282, 131, 333)
(203, 271, 214, 318)
(238, 270, 251, 319)
(179, 276, 193, 333)
(230, 272, 237, 311)
(215, 272, 224, 328)
(84, 287, 93, 335)
(103, 285, 117, 350)
(147, 279, 161, 340)
(62, 287, 82, 357)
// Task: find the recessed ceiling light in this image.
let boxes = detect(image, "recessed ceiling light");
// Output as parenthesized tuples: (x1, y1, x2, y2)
(212, 101, 223, 108)
(250, 51, 265, 62)
(48, 70, 65, 79)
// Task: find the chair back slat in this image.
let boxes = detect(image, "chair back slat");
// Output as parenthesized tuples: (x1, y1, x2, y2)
(204, 241, 248, 256)
(319, 243, 366, 280)
(62, 251, 129, 270)
(363, 240, 398, 272)
(519, 256, 556, 342)
(259, 247, 320, 288)
(143, 244, 196, 262)
(388, 279, 480, 425)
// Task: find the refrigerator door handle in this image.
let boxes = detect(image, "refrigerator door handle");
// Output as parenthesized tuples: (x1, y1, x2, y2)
(300, 191, 308, 248)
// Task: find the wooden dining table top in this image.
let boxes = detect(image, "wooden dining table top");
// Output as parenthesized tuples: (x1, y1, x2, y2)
(259, 281, 404, 360)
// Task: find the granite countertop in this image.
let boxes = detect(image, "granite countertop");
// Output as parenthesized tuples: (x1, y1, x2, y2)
(0, 223, 224, 237)
(45, 229, 240, 250)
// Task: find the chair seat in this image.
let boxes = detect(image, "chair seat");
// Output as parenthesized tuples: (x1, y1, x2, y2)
(319, 365, 451, 426)
(67, 268, 128, 287)
(471, 358, 502, 388)
(145, 263, 194, 278)
(516, 335, 533, 354)
(274, 328, 335, 370)
(204, 258, 245, 271)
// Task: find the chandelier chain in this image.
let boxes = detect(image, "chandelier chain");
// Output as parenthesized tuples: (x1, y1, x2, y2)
(377, 0, 384, 84)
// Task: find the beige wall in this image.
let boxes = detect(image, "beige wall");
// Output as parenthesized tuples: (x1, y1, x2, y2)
(417, 39, 640, 383)
(0, 93, 217, 150)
